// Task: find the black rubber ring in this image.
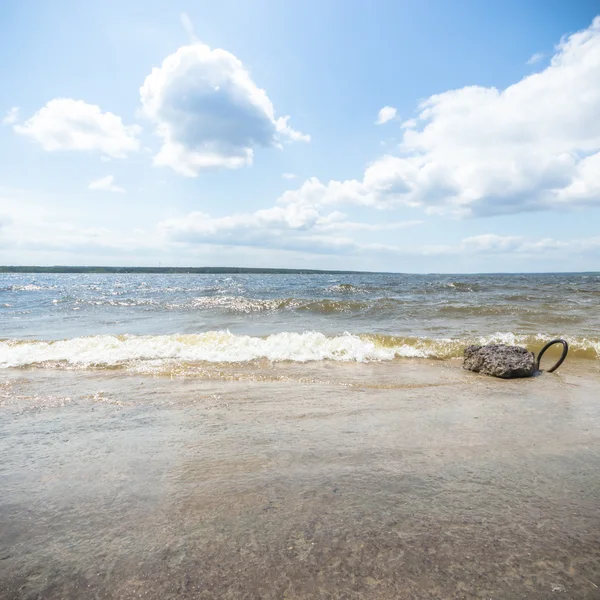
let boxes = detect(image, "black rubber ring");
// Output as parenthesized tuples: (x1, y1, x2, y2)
(536, 339, 569, 373)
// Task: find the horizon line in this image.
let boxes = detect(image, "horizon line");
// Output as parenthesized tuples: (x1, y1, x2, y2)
(0, 266, 598, 276)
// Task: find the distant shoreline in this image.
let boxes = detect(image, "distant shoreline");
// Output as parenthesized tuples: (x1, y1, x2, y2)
(0, 266, 597, 275)
(0, 266, 372, 275)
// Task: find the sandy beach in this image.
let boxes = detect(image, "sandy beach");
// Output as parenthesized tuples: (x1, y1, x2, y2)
(1, 359, 599, 599)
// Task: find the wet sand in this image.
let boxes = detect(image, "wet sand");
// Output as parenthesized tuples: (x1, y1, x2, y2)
(1, 359, 600, 599)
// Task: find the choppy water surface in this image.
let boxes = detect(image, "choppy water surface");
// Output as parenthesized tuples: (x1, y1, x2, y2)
(1, 272, 599, 369)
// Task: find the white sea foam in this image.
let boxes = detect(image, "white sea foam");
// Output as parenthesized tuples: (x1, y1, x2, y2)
(0, 331, 426, 368)
(0, 331, 597, 369)
(5, 284, 47, 291)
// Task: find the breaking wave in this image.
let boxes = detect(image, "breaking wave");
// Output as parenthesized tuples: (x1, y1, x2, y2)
(1, 331, 598, 370)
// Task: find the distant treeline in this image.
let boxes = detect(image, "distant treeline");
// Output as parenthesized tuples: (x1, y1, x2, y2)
(0, 266, 369, 275)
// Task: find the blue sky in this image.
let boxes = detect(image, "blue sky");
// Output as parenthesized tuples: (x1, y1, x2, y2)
(1, 0, 599, 272)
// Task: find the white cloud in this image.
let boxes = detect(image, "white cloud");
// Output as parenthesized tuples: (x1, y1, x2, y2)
(0, 189, 376, 261)
(140, 42, 310, 176)
(273, 160, 417, 213)
(527, 52, 545, 65)
(88, 175, 125, 193)
(161, 206, 329, 242)
(318, 219, 422, 232)
(554, 150, 600, 203)
(275, 17, 600, 218)
(282, 172, 297, 179)
(180, 12, 197, 42)
(15, 99, 141, 158)
(3, 187, 600, 268)
(376, 106, 397, 125)
(154, 201, 600, 260)
(2, 107, 19, 125)
(158, 199, 421, 255)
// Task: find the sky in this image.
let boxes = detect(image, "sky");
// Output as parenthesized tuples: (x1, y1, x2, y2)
(1, 0, 599, 273)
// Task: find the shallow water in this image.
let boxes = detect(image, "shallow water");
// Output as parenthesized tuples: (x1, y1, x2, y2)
(1, 273, 599, 598)
(1, 361, 600, 599)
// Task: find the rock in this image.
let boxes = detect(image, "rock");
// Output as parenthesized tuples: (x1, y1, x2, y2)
(463, 344, 536, 379)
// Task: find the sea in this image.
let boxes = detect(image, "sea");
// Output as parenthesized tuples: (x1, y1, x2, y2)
(2, 271, 600, 598)
(1, 271, 599, 370)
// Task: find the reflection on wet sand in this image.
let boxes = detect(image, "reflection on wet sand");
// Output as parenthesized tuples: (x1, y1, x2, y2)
(1, 360, 600, 599)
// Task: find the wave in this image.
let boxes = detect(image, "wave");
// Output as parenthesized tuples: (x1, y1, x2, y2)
(442, 281, 481, 292)
(44, 295, 422, 315)
(435, 304, 587, 321)
(325, 281, 484, 294)
(185, 296, 379, 314)
(184, 296, 593, 319)
(1, 331, 598, 370)
(0, 284, 51, 292)
(190, 296, 297, 313)
(75, 298, 160, 308)
(326, 283, 369, 294)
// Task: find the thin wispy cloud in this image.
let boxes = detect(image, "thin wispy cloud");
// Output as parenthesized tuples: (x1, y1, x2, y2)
(180, 12, 197, 42)
(2, 107, 19, 125)
(527, 51, 545, 65)
(88, 175, 125, 193)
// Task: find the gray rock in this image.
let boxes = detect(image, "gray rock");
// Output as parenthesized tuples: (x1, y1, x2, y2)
(463, 344, 536, 379)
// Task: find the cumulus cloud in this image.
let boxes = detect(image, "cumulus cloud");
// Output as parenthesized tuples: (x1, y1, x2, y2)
(140, 42, 309, 176)
(88, 175, 125, 193)
(160, 206, 333, 253)
(275, 17, 600, 218)
(273, 159, 417, 213)
(158, 199, 420, 254)
(14, 99, 141, 158)
(376, 106, 397, 125)
(2, 107, 19, 125)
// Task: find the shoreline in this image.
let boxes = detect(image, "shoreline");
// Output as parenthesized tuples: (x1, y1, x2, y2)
(2, 333, 599, 366)
(1, 360, 600, 598)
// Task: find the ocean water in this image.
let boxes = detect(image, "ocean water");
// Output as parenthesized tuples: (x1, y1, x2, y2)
(1, 272, 599, 370)
(3, 273, 600, 599)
